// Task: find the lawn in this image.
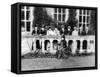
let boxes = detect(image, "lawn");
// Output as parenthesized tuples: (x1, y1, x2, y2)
(21, 54, 95, 71)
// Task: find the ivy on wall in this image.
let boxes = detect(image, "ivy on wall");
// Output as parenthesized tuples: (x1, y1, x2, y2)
(89, 10, 96, 35)
(65, 9, 78, 31)
(33, 7, 54, 29)
(33, 7, 96, 35)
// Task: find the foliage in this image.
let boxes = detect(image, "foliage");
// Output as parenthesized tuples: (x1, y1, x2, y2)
(89, 10, 96, 35)
(33, 7, 54, 28)
(65, 9, 78, 30)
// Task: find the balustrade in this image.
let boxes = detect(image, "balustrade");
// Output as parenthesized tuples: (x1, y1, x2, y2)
(22, 35, 95, 55)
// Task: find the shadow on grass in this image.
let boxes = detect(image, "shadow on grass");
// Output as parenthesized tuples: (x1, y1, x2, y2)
(21, 50, 95, 59)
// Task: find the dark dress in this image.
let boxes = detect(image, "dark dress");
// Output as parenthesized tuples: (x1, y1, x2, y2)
(32, 29, 40, 35)
(56, 40, 71, 59)
(40, 30, 46, 35)
(67, 30, 72, 35)
(60, 30, 66, 35)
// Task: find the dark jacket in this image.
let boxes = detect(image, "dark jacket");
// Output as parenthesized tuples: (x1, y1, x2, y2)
(67, 30, 72, 35)
(60, 29, 66, 35)
(32, 29, 40, 35)
(60, 40, 67, 48)
(40, 30, 46, 35)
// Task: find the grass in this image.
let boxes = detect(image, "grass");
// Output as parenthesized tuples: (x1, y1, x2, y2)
(21, 51, 95, 59)
(21, 54, 95, 71)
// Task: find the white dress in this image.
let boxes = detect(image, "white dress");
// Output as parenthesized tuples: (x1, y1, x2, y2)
(71, 30, 78, 54)
(47, 30, 55, 35)
(54, 29, 60, 35)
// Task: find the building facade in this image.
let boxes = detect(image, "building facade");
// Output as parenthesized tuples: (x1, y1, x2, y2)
(21, 6, 95, 55)
(21, 6, 92, 34)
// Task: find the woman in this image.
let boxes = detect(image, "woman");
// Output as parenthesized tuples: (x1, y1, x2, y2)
(56, 35, 71, 59)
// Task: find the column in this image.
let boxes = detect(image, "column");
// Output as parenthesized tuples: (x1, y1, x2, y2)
(72, 40, 77, 54)
(87, 39, 90, 53)
(39, 39, 42, 49)
(58, 39, 61, 50)
(33, 39, 36, 52)
(50, 39, 53, 53)
(79, 39, 83, 53)
(42, 39, 44, 53)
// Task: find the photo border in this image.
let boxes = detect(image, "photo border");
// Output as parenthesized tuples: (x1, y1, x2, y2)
(15, 2, 98, 74)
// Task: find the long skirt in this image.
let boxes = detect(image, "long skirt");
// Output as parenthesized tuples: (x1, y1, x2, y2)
(71, 41, 77, 54)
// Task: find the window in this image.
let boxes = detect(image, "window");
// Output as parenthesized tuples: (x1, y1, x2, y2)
(62, 14, 65, 21)
(80, 10, 82, 15)
(26, 11, 30, 20)
(62, 9, 65, 13)
(58, 8, 61, 13)
(54, 14, 57, 21)
(54, 8, 66, 22)
(21, 6, 33, 32)
(21, 22, 25, 27)
(83, 24, 85, 30)
(58, 14, 61, 21)
(79, 16, 82, 22)
(26, 22, 30, 31)
(83, 16, 85, 23)
(83, 10, 86, 15)
(79, 9, 91, 31)
(55, 8, 57, 13)
(87, 16, 89, 23)
(21, 11, 24, 20)
(79, 23, 82, 27)
(87, 10, 90, 15)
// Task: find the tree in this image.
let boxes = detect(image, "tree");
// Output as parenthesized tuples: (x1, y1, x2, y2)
(89, 10, 96, 35)
(65, 9, 78, 30)
(33, 7, 54, 28)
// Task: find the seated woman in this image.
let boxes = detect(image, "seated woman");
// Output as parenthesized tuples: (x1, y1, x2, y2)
(54, 27, 60, 36)
(47, 27, 55, 35)
(56, 35, 71, 59)
(72, 27, 79, 36)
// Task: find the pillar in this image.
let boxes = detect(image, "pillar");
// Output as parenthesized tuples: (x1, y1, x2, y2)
(39, 39, 42, 49)
(58, 39, 61, 50)
(87, 39, 91, 53)
(79, 39, 84, 53)
(33, 38, 36, 52)
(72, 40, 77, 54)
(50, 39, 53, 53)
(42, 39, 44, 53)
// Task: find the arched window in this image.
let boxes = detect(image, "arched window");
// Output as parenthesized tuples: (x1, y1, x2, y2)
(83, 40, 87, 49)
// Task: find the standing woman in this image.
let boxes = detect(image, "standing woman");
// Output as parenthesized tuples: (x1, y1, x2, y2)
(71, 27, 78, 54)
(56, 35, 71, 59)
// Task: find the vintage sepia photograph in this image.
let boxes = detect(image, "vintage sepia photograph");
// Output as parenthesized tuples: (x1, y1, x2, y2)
(20, 4, 97, 71)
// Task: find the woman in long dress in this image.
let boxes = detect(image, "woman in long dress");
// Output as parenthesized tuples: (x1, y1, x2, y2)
(71, 27, 78, 54)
